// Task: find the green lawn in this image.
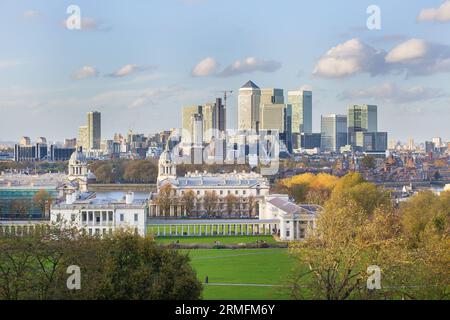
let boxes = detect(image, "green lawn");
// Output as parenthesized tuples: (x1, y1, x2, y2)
(185, 249, 296, 300)
(156, 235, 278, 245)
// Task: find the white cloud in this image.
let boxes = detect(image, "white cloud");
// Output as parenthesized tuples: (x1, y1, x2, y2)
(418, 1, 450, 23)
(107, 64, 156, 78)
(314, 38, 450, 78)
(385, 39, 429, 63)
(385, 39, 450, 76)
(218, 57, 281, 77)
(339, 83, 446, 104)
(191, 57, 219, 77)
(71, 66, 99, 80)
(313, 38, 386, 78)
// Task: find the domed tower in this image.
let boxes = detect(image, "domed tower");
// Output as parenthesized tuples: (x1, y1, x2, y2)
(68, 147, 88, 182)
(158, 147, 177, 183)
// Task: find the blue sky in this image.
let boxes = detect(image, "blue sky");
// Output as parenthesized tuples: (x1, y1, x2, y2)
(0, 0, 449, 143)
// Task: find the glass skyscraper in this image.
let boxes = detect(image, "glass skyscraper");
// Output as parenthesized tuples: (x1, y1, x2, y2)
(321, 114, 347, 153)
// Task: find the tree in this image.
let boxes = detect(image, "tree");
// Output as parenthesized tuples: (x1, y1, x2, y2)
(248, 195, 257, 216)
(0, 229, 203, 300)
(92, 162, 114, 183)
(361, 155, 376, 170)
(289, 199, 406, 300)
(157, 184, 173, 217)
(9, 200, 31, 218)
(203, 191, 219, 217)
(33, 189, 52, 217)
(123, 160, 157, 183)
(224, 194, 237, 216)
(181, 189, 196, 217)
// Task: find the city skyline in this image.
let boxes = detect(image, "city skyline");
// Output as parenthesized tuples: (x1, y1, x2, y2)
(1, 0, 450, 142)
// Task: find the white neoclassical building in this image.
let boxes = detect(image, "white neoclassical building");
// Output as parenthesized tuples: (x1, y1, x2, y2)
(50, 191, 147, 237)
(259, 194, 321, 241)
(148, 148, 270, 217)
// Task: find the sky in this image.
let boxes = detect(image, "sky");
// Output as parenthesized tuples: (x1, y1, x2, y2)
(0, 0, 449, 143)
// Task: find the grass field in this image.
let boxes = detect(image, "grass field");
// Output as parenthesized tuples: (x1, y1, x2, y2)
(185, 248, 296, 300)
(156, 235, 278, 245)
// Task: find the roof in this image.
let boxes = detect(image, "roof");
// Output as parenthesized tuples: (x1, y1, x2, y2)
(268, 197, 322, 215)
(241, 80, 259, 89)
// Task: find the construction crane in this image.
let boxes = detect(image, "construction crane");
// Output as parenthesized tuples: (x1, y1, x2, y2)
(214, 90, 233, 109)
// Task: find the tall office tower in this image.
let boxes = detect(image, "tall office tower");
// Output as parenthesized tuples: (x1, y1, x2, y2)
(182, 105, 203, 139)
(87, 111, 101, 150)
(202, 103, 215, 142)
(288, 90, 312, 134)
(321, 114, 348, 153)
(238, 81, 261, 131)
(260, 88, 284, 105)
(77, 126, 89, 150)
(354, 132, 388, 152)
(260, 103, 293, 152)
(347, 104, 377, 146)
(191, 113, 204, 146)
(214, 98, 226, 132)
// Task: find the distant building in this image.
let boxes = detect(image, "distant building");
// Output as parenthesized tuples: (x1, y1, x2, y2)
(49, 145, 76, 162)
(300, 133, 321, 149)
(260, 103, 292, 152)
(64, 138, 77, 148)
(321, 114, 347, 153)
(288, 90, 312, 135)
(238, 81, 261, 131)
(347, 104, 377, 147)
(87, 111, 101, 150)
(353, 132, 388, 152)
(77, 126, 89, 150)
(182, 105, 203, 140)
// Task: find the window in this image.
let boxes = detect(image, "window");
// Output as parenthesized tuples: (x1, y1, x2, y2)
(108, 212, 113, 222)
(120, 214, 124, 222)
(71, 214, 76, 222)
(235, 190, 238, 195)
(220, 190, 223, 195)
(243, 190, 246, 195)
(82, 212, 87, 222)
(134, 214, 138, 222)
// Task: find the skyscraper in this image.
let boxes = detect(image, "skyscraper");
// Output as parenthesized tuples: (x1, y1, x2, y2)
(182, 105, 203, 139)
(214, 97, 226, 132)
(347, 104, 377, 147)
(260, 103, 292, 152)
(77, 126, 88, 150)
(321, 114, 347, 153)
(238, 81, 261, 131)
(260, 88, 284, 105)
(87, 111, 101, 150)
(288, 90, 312, 134)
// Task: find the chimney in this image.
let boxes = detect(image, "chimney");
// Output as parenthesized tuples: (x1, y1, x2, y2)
(125, 192, 134, 205)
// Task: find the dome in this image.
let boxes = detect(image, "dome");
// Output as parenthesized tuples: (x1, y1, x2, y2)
(159, 150, 172, 164)
(70, 147, 86, 163)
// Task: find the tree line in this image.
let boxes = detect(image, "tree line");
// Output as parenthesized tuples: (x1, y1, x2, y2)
(287, 172, 449, 300)
(0, 228, 202, 300)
